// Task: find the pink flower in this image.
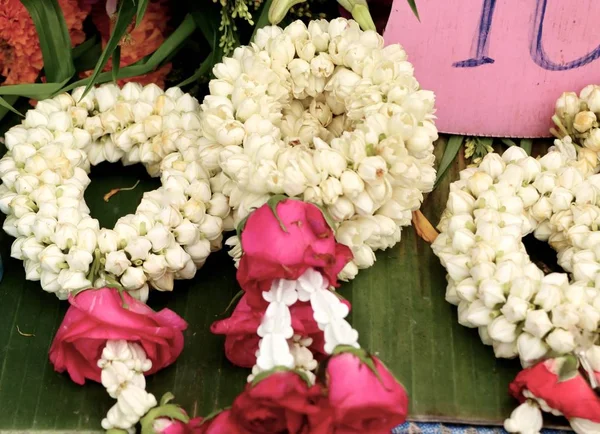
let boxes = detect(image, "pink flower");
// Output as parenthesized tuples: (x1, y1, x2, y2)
(155, 417, 203, 434)
(49, 287, 187, 385)
(309, 349, 409, 433)
(210, 294, 345, 367)
(509, 357, 600, 423)
(197, 410, 241, 433)
(237, 199, 353, 310)
(230, 371, 320, 433)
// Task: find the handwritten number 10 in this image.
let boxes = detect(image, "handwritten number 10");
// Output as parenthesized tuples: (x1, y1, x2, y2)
(453, 0, 600, 71)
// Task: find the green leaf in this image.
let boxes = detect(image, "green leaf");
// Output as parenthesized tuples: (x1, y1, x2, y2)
(159, 392, 176, 406)
(558, 354, 580, 382)
(186, 0, 220, 49)
(407, 0, 420, 20)
(0, 80, 69, 100)
(500, 138, 517, 147)
(520, 138, 533, 156)
(251, 0, 274, 42)
(135, 0, 150, 27)
(74, 42, 103, 73)
(0, 96, 22, 118)
(82, 0, 137, 98)
(72, 36, 99, 59)
(177, 52, 215, 87)
(434, 135, 464, 188)
(139, 404, 189, 434)
(60, 15, 196, 95)
(20, 0, 75, 82)
(112, 46, 122, 83)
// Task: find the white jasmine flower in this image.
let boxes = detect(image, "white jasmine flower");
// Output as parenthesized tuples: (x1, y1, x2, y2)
(545, 328, 576, 354)
(501, 295, 531, 323)
(523, 310, 554, 338)
(517, 333, 548, 366)
(57, 269, 91, 292)
(120, 266, 147, 290)
(105, 250, 131, 277)
(466, 300, 496, 327)
(504, 401, 543, 434)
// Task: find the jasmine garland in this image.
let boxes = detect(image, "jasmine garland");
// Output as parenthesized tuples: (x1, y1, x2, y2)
(200, 18, 438, 280)
(0, 83, 229, 300)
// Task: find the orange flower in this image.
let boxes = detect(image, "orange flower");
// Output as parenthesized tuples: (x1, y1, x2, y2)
(88, 0, 172, 88)
(0, 0, 90, 84)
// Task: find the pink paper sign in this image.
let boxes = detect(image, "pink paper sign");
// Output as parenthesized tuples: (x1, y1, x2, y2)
(384, 0, 600, 137)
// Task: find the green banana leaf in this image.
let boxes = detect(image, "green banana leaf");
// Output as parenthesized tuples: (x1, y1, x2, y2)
(0, 138, 564, 432)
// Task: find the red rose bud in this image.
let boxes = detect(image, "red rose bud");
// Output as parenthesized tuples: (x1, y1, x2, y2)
(509, 356, 600, 423)
(49, 287, 187, 385)
(237, 198, 353, 310)
(310, 347, 409, 433)
(229, 370, 321, 433)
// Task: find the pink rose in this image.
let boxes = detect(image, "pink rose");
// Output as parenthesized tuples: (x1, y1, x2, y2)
(198, 410, 241, 433)
(509, 357, 600, 423)
(49, 287, 187, 385)
(309, 349, 409, 433)
(211, 294, 345, 367)
(237, 199, 353, 310)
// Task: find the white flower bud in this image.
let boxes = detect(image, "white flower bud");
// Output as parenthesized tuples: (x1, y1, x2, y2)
(97, 229, 119, 254)
(574, 110, 596, 132)
(157, 206, 183, 228)
(207, 193, 230, 219)
(76, 228, 97, 255)
(466, 300, 496, 327)
(477, 276, 505, 306)
(326, 196, 354, 221)
(105, 250, 131, 277)
(124, 237, 152, 262)
(21, 236, 44, 261)
(523, 310, 553, 338)
(555, 91, 581, 119)
(151, 272, 175, 292)
(164, 244, 192, 271)
(577, 304, 600, 331)
(39, 245, 66, 274)
(185, 238, 211, 263)
(171, 219, 198, 245)
(504, 401, 543, 434)
(41, 270, 61, 294)
(66, 247, 93, 272)
(534, 273, 567, 311)
(120, 266, 147, 290)
(517, 333, 548, 365)
(142, 254, 168, 280)
(501, 295, 531, 323)
(57, 269, 91, 292)
(545, 328, 576, 354)
(146, 224, 173, 252)
(198, 214, 222, 241)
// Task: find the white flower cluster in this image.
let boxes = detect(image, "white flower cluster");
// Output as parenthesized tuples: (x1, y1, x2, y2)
(98, 340, 156, 432)
(553, 85, 600, 156)
(249, 268, 359, 384)
(432, 145, 600, 365)
(0, 83, 228, 300)
(201, 18, 438, 279)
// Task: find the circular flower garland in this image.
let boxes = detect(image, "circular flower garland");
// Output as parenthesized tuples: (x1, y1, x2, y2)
(0, 83, 229, 300)
(432, 87, 600, 433)
(200, 18, 438, 280)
